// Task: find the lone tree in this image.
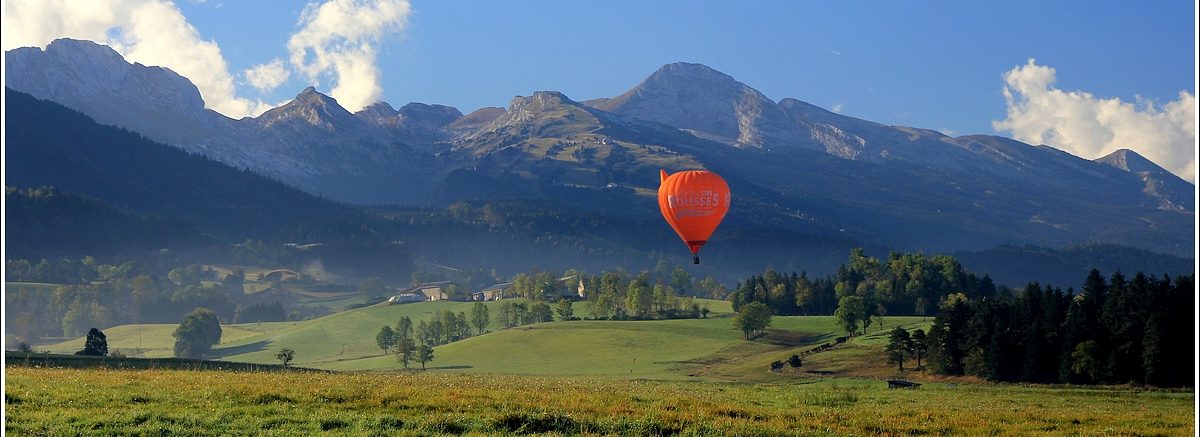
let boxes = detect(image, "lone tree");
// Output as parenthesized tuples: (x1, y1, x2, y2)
(886, 327, 911, 370)
(834, 295, 865, 337)
(733, 302, 772, 339)
(376, 325, 396, 354)
(417, 341, 434, 370)
(173, 308, 222, 359)
(469, 303, 490, 335)
(276, 348, 295, 368)
(75, 328, 108, 356)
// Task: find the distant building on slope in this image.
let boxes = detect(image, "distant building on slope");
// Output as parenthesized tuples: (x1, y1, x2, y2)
(472, 282, 512, 301)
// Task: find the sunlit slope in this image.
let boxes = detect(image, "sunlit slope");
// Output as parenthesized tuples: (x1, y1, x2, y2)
(35, 299, 933, 382)
(320, 317, 742, 376)
(316, 314, 927, 381)
(211, 300, 525, 365)
(40, 322, 293, 358)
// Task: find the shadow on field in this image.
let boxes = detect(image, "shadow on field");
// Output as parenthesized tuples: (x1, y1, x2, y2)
(212, 340, 270, 358)
(762, 330, 833, 347)
(428, 365, 474, 370)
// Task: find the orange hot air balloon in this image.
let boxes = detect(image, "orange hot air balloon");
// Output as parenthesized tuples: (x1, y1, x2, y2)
(658, 169, 731, 264)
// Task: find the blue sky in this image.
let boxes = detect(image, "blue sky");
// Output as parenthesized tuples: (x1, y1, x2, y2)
(4, 0, 1196, 178)
(172, 1, 1194, 137)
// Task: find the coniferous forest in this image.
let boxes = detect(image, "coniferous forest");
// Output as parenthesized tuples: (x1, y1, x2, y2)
(924, 269, 1193, 387)
(729, 250, 1194, 388)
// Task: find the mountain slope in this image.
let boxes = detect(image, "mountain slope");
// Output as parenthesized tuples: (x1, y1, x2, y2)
(591, 62, 808, 151)
(5, 40, 1193, 258)
(4, 186, 203, 260)
(4, 39, 448, 205)
(583, 63, 1194, 255)
(1095, 148, 1193, 212)
(4, 89, 357, 240)
(955, 243, 1196, 289)
(4, 38, 235, 146)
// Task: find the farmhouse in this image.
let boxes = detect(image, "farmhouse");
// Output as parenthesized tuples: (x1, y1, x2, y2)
(472, 282, 512, 301)
(415, 281, 455, 301)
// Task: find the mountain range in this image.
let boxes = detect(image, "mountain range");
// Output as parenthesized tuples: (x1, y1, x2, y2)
(4, 38, 1194, 265)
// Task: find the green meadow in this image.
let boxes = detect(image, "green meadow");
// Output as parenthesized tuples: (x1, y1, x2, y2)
(40, 298, 928, 381)
(10, 299, 1194, 435)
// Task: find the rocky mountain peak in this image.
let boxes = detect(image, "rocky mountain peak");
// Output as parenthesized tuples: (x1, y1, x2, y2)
(472, 91, 601, 138)
(4, 38, 218, 145)
(397, 102, 463, 125)
(355, 102, 400, 125)
(644, 62, 738, 87)
(293, 86, 340, 106)
(1095, 149, 1168, 174)
(592, 62, 794, 148)
(256, 86, 359, 132)
(1093, 148, 1191, 212)
(513, 91, 575, 109)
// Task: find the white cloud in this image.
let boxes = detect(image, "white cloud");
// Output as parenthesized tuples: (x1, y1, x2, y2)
(243, 58, 291, 93)
(2, 0, 274, 117)
(287, 0, 411, 112)
(993, 59, 1196, 182)
(830, 103, 844, 114)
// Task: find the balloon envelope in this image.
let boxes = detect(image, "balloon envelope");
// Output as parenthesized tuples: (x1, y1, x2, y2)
(657, 169, 731, 263)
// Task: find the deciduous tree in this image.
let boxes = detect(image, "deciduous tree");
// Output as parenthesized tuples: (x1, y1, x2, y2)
(732, 302, 772, 340)
(75, 328, 108, 356)
(470, 303, 490, 335)
(376, 326, 396, 353)
(173, 308, 222, 359)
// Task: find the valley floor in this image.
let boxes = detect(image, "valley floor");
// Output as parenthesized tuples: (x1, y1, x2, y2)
(4, 367, 1192, 436)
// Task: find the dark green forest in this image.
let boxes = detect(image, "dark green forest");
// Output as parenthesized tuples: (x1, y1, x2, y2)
(924, 269, 1193, 387)
(729, 249, 999, 321)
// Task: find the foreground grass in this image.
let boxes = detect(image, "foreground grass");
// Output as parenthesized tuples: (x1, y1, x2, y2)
(5, 367, 1192, 436)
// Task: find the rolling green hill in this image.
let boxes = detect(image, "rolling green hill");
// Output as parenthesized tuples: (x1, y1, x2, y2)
(318, 314, 928, 382)
(40, 322, 295, 358)
(40, 298, 932, 382)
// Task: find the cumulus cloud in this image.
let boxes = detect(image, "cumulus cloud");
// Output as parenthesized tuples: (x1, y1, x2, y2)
(993, 59, 1196, 182)
(2, 0, 274, 117)
(287, 0, 411, 112)
(830, 103, 844, 114)
(243, 58, 291, 93)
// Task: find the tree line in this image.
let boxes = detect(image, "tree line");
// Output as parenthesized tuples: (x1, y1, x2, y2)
(375, 304, 492, 370)
(921, 269, 1192, 387)
(731, 249, 999, 324)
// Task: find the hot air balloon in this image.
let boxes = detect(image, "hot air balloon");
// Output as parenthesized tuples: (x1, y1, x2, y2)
(658, 169, 731, 264)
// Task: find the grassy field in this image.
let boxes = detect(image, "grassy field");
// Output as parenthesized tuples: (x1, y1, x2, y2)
(321, 315, 926, 381)
(4, 367, 1192, 435)
(40, 322, 295, 358)
(38, 299, 735, 371)
(37, 299, 925, 382)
